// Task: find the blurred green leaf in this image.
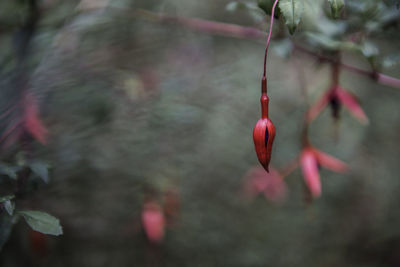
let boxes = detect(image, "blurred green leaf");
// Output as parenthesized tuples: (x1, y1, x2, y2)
(305, 32, 360, 51)
(226, 1, 247, 11)
(328, 0, 345, 18)
(29, 162, 50, 183)
(382, 53, 400, 69)
(16, 152, 26, 167)
(3, 201, 14, 216)
(360, 41, 379, 69)
(0, 214, 14, 251)
(226, 1, 265, 21)
(315, 18, 346, 37)
(0, 195, 14, 203)
(257, 0, 281, 17)
(0, 163, 22, 180)
(279, 0, 304, 34)
(272, 38, 293, 58)
(18, 211, 62, 236)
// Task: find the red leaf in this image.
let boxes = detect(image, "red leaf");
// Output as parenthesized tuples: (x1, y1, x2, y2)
(336, 86, 369, 124)
(141, 202, 165, 244)
(243, 166, 271, 198)
(262, 168, 288, 203)
(313, 148, 348, 173)
(300, 148, 321, 198)
(307, 89, 332, 122)
(23, 94, 48, 144)
(243, 166, 287, 202)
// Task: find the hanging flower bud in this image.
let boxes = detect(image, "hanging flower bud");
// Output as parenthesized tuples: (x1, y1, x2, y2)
(308, 85, 368, 124)
(141, 201, 165, 244)
(253, 117, 275, 172)
(253, 78, 275, 172)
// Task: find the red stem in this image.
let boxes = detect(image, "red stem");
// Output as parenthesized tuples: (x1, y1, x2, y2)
(262, 0, 280, 80)
(260, 0, 279, 118)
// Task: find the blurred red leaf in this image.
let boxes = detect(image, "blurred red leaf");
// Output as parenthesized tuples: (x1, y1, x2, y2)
(300, 148, 321, 198)
(300, 146, 348, 198)
(23, 93, 48, 144)
(243, 166, 287, 203)
(141, 201, 165, 244)
(336, 86, 369, 124)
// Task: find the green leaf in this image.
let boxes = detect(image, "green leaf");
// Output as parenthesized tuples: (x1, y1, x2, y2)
(226, 1, 259, 12)
(16, 152, 27, 167)
(305, 32, 360, 52)
(4, 201, 14, 216)
(279, 0, 304, 35)
(29, 162, 50, 183)
(328, 0, 345, 19)
(0, 214, 14, 251)
(0, 195, 15, 203)
(18, 211, 63, 236)
(382, 53, 400, 69)
(226, 1, 265, 21)
(360, 41, 379, 59)
(257, 0, 281, 18)
(272, 38, 293, 58)
(0, 163, 21, 179)
(226, 1, 245, 12)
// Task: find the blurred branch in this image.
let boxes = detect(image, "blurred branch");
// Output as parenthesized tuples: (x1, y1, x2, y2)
(135, 9, 400, 89)
(293, 45, 400, 89)
(134, 9, 267, 40)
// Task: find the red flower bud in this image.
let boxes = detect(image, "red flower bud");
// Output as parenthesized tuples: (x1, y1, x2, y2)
(253, 117, 275, 172)
(253, 78, 276, 172)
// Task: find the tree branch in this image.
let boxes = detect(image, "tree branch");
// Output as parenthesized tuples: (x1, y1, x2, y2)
(134, 9, 400, 89)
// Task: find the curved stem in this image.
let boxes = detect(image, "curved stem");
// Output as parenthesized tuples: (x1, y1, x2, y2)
(262, 0, 280, 81)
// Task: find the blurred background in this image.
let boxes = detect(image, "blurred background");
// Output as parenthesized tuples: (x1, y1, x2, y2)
(1, 0, 400, 266)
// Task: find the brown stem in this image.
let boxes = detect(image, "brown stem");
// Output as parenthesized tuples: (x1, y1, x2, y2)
(332, 59, 340, 87)
(293, 45, 400, 89)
